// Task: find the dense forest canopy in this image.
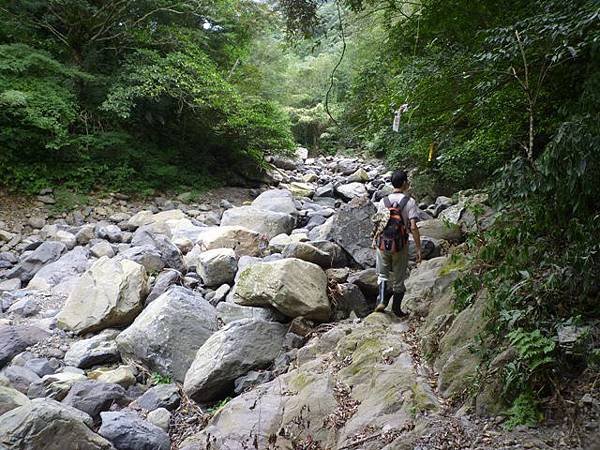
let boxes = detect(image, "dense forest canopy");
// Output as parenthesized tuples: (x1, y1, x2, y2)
(0, 0, 295, 193)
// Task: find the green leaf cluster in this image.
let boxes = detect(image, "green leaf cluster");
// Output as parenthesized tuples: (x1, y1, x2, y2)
(0, 0, 295, 193)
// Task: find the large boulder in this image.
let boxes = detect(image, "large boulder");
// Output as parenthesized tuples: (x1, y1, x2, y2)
(27, 372, 87, 400)
(145, 269, 181, 306)
(417, 219, 462, 241)
(62, 380, 128, 421)
(64, 329, 121, 369)
(4, 242, 66, 283)
(0, 385, 29, 415)
(0, 325, 50, 368)
(330, 196, 376, 268)
(99, 410, 170, 450)
(221, 206, 295, 240)
(131, 384, 180, 412)
(234, 258, 330, 321)
(56, 257, 148, 335)
(402, 257, 457, 317)
(116, 245, 165, 273)
(3, 366, 40, 394)
(128, 209, 186, 230)
(194, 226, 262, 257)
(281, 242, 331, 269)
(0, 398, 113, 449)
(216, 302, 285, 325)
(27, 247, 91, 293)
(196, 248, 237, 287)
(183, 319, 287, 402)
(335, 182, 368, 201)
(116, 286, 218, 382)
(251, 189, 297, 216)
(130, 228, 184, 272)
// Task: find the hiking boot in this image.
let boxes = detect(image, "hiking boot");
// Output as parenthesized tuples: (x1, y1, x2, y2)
(374, 281, 389, 312)
(391, 292, 407, 317)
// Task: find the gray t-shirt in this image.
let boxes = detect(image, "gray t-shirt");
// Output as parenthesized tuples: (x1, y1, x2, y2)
(377, 193, 419, 227)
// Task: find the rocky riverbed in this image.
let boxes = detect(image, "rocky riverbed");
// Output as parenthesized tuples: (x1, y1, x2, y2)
(0, 150, 597, 450)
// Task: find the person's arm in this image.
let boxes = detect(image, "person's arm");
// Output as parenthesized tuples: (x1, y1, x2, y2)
(410, 218, 422, 264)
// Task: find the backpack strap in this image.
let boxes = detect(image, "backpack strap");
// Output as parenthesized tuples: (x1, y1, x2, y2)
(384, 195, 411, 213)
(398, 195, 411, 212)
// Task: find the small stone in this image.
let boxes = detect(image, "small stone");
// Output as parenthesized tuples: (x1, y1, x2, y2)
(88, 365, 136, 388)
(37, 195, 56, 205)
(0, 278, 21, 292)
(147, 407, 171, 432)
(132, 383, 180, 411)
(28, 217, 46, 229)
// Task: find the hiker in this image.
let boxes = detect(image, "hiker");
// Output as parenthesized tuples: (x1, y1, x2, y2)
(372, 170, 422, 316)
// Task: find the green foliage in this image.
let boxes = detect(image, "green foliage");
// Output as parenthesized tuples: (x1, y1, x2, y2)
(0, 0, 295, 193)
(150, 372, 172, 385)
(206, 396, 232, 414)
(504, 391, 542, 430)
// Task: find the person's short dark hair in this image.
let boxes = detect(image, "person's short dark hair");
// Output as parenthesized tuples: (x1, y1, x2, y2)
(391, 170, 408, 188)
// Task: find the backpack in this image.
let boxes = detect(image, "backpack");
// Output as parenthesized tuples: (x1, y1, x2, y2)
(377, 195, 411, 253)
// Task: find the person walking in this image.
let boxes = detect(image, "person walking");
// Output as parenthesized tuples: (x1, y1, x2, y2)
(372, 170, 422, 316)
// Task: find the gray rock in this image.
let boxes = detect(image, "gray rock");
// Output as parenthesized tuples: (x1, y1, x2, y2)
(335, 182, 368, 201)
(28, 217, 46, 229)
(335, 158, 359, 175)
(24, 357, 60, 377)
(348, 268, 382, 302)
(0, 325, 50, 368)
(310, 240, 349, 268)
(281, 242, 331, 268)
(252, 189, 297, 216)
(0, 385, 29, 415)
(7, 297, 40, 317)
(221, 206, 295, 240)
(196, 248, 237, 287)
(27, 247, 91, 291)
(62, 380, 128, 421)
(27, 371, 87, 400)
(305, 213, 327, 230)
(64, 329, 121, 369)
(0, 278, 20, 292)
(183, 319, 287, 402)
(99, 410, 170, 450)
(132, 383, 180, 411)
(4, 241, 66, 283)
(330, 196, 376, 268)
(147, 407, 170, 432)
(116, 286, 218, 382)
(409, 236, 440, 261)
(417, 219, 462, 241)
(0, 252, 18, 265)
(210, 284, 230, 305)
(269, 155, 297, 171)
(75, 225, 96, 245)
(333, 283, 371, 319)
(117, 245, 165, 273)
(2, 365, 41, 393)
(315, 183, 335, 198)
(37, 195, 56, 205)
(234, 370, 272, 394)
(91, 241, 115, 258)
(130, 228, 184, 272)
(96, 224, 123, 243)
(56, 257, 148, 335)
(145, 269, 181, 306)
(234, 258, 330, 322)
(0, 398, 113, 449)
(307, 216, 335, 241)
(216, 302, 286, 325)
